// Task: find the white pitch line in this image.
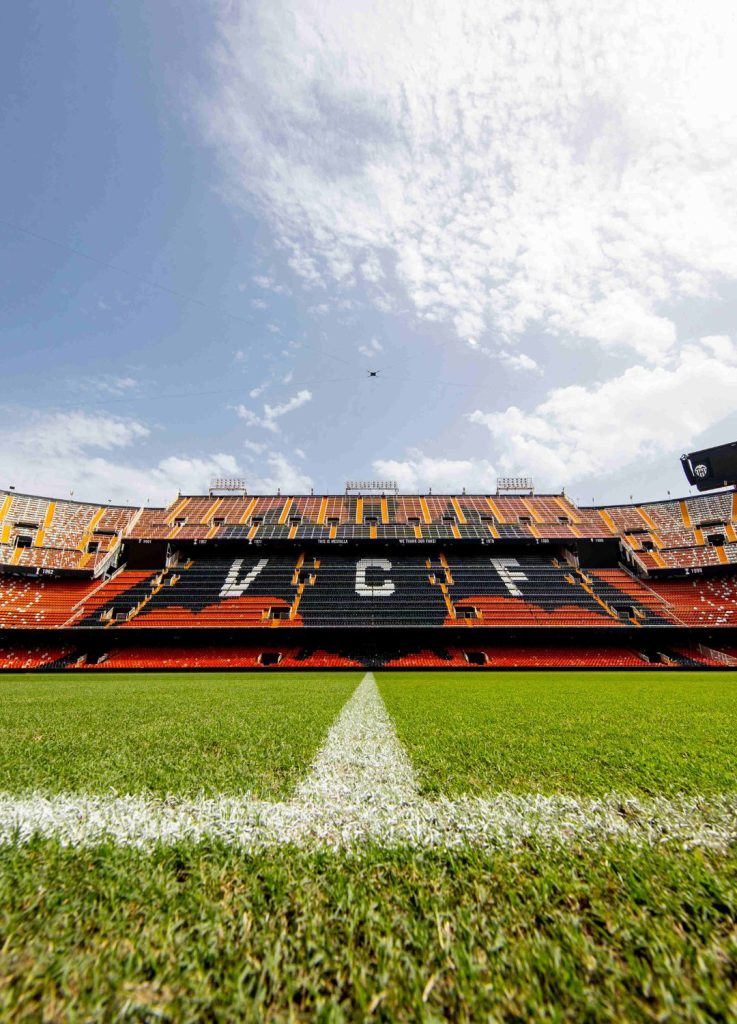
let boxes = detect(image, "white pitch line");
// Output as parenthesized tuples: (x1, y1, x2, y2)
(0, 673, 736, 851)
(1, 791, 735, 851)
(294, 671, 419, 807)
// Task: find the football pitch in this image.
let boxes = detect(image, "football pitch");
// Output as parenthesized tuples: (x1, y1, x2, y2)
(1, 670, 736, 1020)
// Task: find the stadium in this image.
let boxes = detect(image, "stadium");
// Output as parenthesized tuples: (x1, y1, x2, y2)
(1, 459, 737, 671)
(2, 451, 737, 1018)
(3, 1, 737, 1018)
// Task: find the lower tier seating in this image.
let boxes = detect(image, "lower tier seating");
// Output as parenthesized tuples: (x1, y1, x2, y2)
(1, 640, 732, 670)
(387, 646, 663, 668)
(81, 646, 362, 669)
(0, 643, 76, 669)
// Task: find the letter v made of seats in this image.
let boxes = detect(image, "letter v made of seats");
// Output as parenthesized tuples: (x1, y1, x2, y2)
(220, 558, 269, 598)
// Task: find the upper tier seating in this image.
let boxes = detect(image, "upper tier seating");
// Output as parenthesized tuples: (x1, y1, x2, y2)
(3, 486, 733, 576)
(0, 490, 136, 574)
(619, 493, 737, 571)
(126, 492, 607, 544)
(2, 486, 737, 587)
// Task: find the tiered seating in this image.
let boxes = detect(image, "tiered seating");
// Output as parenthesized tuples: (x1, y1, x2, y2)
(298, 553, 449, 627)
(639, 499, 694, 547)
(64, 553, 697, 630)
(81, 645, 360, 669)
(0, 490, 134, 573)
(41, 500, 100, 550)
(383, 648, 457, 667)
(74, 569, 161, 625)
(439, 554, 663, 627)
(0, 493, 48, 532)
(679, 493, 733, 527)
(121, 508, 171, 539)
(650, 547, 723, 571)
(454, 646, 658, 667)
(0, 574, 101, 628)
(699, 643, 737, 664)
(586, 569, 678, 623)
(3, 547, 735, 635)
(0, 643, 77, 669)
(0, 547, 86, 571)
(574, 507, 619, 537)
(123, 492, 617, 543)
(619, 493, 737, 572)
(647, 576, 737, 626)
(96, 506, 137, 534)
(75, 557, 302, 628)
(385, 646, 662, 667)
(4, 487, 735, 567)
(667, 646, 726, 667)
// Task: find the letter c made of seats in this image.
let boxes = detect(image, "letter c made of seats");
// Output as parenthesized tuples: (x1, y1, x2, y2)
(355, 558, 395, 597)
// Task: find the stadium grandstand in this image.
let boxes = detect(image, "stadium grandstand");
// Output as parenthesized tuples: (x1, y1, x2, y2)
(1, 464, 737, 671)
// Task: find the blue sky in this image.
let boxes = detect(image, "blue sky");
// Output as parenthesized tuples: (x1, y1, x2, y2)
(2, 0, 737, 507)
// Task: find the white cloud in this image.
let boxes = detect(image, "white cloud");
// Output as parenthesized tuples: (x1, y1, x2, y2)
(205, 0, 737, 363)
(80, 375, 140, 396)
(358, 337, 383, 359)
(0, 410, 238, 505)
(255, 452, 313, 493)
(0, 409, 314, 504)
(252, 274, 290, 295)
(468, 336, 737, 485)
(32, 411, 150, 457)
(236, 388, 312, 432)
(499, 350, 541, 374)
(242, 443, 314, 491)
(249, 381, 269, 399)
(373, 449, 496, 492)
(264, 390, 312, 420)
(251, 297, 268, 310)
(360, 254, 384, 284)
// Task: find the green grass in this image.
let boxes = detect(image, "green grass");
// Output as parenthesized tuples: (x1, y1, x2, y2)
(379, 670, 737, 798)
(1, 669, 736, 1018)
(0, 672, 360, 798)
(1, 840, 736, 1021)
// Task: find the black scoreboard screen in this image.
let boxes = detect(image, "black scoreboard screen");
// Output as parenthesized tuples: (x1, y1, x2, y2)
(681, 441, 737, 492)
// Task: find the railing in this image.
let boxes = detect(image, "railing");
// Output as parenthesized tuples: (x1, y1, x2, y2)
(92, 543, 122, 579)
(696, 642, 737, 667)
